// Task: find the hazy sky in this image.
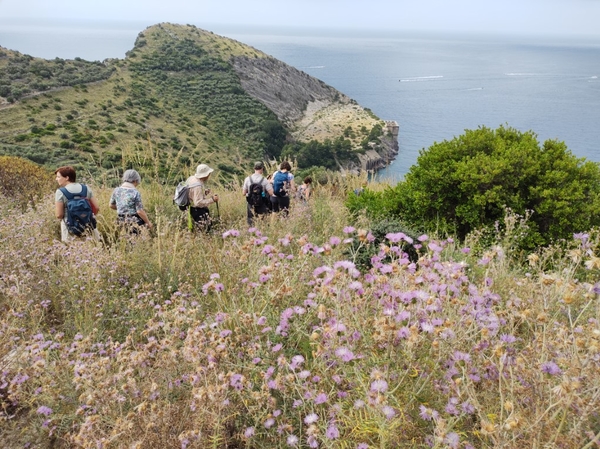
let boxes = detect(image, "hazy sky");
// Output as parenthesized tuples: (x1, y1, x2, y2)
(1, 0, 600, 37)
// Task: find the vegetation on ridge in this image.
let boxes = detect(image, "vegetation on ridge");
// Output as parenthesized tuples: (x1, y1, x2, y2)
(0, 23, 386, 183)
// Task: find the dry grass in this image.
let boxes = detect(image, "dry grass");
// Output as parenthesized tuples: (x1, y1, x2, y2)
(1, 173, 599, 448)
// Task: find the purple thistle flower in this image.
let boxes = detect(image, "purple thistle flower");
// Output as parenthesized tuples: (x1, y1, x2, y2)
(419, 405, 439, 421)
(259, 274, 271, 283)
(418, 234, 429, 242)
(286, 434, 299, 446)
(314, 393, 328, 405)
(325, 424, 340, 439)
(304, 413, 319, 425)
(272, 343, 282, 352)
(343, 226, 356, 234)
(370, 379, 388, 393)
(222, 229, 240, 238)
(244, 427, 255, 438)
(541, 361, 562, 376)
(444, 432, 460, 449)
(330, 236, 341, 246)
(264, 418, 275, 428)
(461, 401, 476, 414)
(36, 406, 53, 416)
(357, 444, 369, 449)
(307, 436, 318, 448)
(334, 346, 355, 362)
(382, 405, 396, 419)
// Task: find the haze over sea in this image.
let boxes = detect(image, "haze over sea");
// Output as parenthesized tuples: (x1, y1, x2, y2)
(1, 19, 599, 182)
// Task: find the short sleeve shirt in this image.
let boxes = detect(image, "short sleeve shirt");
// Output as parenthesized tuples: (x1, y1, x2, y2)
(243, 174, 270, 195)
(55, 183, 93, 204)
(109, 186, 143, 216)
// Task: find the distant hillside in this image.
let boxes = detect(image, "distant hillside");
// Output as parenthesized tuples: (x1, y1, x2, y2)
(0, 23, 397, 182)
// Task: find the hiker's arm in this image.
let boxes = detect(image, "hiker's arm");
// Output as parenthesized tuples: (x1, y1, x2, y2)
(55, 201, 65, 219)
(136, 209, 153, 229)
(90, 197, 100, 214)
(290, 178, 297, 193)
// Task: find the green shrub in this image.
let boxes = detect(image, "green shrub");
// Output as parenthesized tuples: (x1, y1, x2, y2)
(390, 125, 600, 249)
(0, 155, 53, 209)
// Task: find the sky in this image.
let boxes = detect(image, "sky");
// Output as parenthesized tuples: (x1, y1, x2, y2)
(1, 0, 600, 38)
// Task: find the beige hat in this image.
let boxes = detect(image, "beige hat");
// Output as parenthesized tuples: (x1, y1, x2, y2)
(194, 164, 214, 179)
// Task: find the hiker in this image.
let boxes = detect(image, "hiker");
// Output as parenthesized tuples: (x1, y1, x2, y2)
(186, 164, 218, 232)
(109, 169, 152, 234)
(270, 161, 296, 216)
(354, 181, 368, 196)
(296, 176, 313, 203)
(243, 161, 274, 226)
(54, 165, 101, 242)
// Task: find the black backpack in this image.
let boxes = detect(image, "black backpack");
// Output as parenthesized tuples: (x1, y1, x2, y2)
(60, 185, 96, 236)
(246, 176, 265, 207)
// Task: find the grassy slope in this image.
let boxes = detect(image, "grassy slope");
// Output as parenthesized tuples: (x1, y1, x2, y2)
(1, 23, 382, 184)
(0, 173, 598, 448)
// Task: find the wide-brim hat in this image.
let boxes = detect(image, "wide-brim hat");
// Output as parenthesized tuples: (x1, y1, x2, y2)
(194, 164, 214, 178)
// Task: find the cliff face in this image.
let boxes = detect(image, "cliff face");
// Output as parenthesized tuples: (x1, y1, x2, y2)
(231, 54, 398, 171)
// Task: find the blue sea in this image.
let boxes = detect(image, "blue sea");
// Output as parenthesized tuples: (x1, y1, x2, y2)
(1, 20, 599, 182)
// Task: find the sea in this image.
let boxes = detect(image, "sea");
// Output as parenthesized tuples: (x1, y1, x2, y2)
(1, 19, 599, 183)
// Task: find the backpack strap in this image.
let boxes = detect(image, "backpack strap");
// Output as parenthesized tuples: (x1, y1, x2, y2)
(60, 184, 87, 201)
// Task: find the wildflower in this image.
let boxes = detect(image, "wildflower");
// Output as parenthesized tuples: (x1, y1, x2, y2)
(461, 401, 476, 414)
(272, 343, 282, 352)
(381, 405, 396, 419)
(370, 379, 388, 393)
(262, 244, 276, 255)
(287, 434, 299, 446)
(541, 361, 562, 376)
(334, 347, 355, 362)
(357, 444, 369, 449)
(264, 418, 275, 429)
(354, 399, 365, 409)
(244, 427, 255, 438)
(210, 273, 220, 280)
(386, 232, 406, 243)
(259, 274, 272, 283)
(330, 236, 341, 246)
(36, 406, 53, 416)
(585, 256, 600, 270)
(222, 229, 240, 238)
(419, 405, 439, 421)
(418, 234, 429, 242)
(304, 413, 319, 425)
(307, 435, 319, 448)
(314, 393, 328, 405)
(444, 432, 460, 449)
(325, 424, 340, 439)
(343, 226, 355, 234)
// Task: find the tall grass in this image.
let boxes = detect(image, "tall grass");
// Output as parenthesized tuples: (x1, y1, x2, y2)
(1, 171, 599, 448)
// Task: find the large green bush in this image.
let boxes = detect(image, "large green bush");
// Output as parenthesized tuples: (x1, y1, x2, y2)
(395, 125, 600, 248)
(348, 126, 600, 249)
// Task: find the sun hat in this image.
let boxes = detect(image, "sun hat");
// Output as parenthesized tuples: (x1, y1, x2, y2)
(254, 161, 264, 170)
(194, 164, 214, 179)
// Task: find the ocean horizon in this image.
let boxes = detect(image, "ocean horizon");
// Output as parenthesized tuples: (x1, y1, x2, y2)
(1, 19, 599, 182)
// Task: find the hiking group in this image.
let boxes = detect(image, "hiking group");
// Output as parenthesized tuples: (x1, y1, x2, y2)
(54, 160, 312, 242)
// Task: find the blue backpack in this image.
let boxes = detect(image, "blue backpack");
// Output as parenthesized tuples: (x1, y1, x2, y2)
(60, 185, 96, 236)
(272, 171, 289, 197)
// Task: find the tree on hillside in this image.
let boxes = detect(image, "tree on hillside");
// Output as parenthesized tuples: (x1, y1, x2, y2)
(390, 125, 600, 248)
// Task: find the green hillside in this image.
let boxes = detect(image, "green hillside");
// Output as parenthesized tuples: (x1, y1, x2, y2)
(0, 23, 388, 184)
